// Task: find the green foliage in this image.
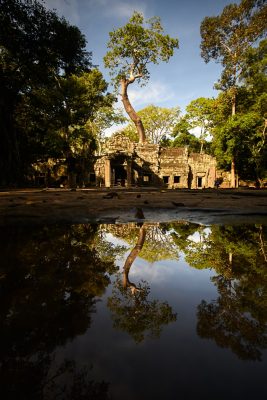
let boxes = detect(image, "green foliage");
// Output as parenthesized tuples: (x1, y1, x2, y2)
(240, 38, 267, 121)
(0, 0, 93, 184)
(196, 224, 267, 361)
(200, 0, 267, 183)
(104, 11, 179, 88)
(0, 0, 90, 88)
(108, 277, 177, 343)
(85, 106, 127, 154)
(242, 39, 267, 97)
(105, 223, 179, 263)
(172, 97, 215, 154)
(181, 224, 267, 274)
(200, 0, 267, 92)
(121, 125, 139, 143)
(17, 70, 113, 162)
(212, 109, 266, 181)
(171, 132, 202, 153)
(14, 69, 116, 188)
(139, 225, 179, 262)
(201, 38, 267, 182)
(197, 277, 267, 361)
(103, 11, 178, 143)
(169, 222, 202, 254)
(171, 117, 202, 153)
(185, 97, 214, 151)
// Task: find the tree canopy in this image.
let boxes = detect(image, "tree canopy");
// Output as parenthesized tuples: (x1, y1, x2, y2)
(200, 0, 267, 186)
(0, 0, 118, 187)
(171, 117, 204, 153)
(208, 39, 267, 185)
(200, 0, 267, 100)
(0, 0, 94, 184)
(104, 11, 179, 143)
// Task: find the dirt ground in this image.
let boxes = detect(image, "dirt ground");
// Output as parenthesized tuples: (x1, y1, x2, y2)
(1, 187, 267, 225)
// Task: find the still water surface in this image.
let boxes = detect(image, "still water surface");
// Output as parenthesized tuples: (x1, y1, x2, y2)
(1, 222, 267, 399)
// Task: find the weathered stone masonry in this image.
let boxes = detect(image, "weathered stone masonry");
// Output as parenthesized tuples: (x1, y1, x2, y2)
(95, 133, 218, 189)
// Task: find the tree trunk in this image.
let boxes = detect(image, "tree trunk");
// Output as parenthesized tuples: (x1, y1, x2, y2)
(65, 147, 77, 189)
(231, 93, 236, 116)
(259, 225, 267, 263)
(0, 96, 21, 186)
(123, 224, 146, 292)
(230, 87, 236, 188)
(121, 78, 146, 144)
(200, 140, 204, 154)
(230, 159, 236, 188)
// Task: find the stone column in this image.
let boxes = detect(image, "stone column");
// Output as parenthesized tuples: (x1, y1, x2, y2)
(172, 175, 175, 188)
(126, 160, 132, 187)
(104, 158, 111, 188)
(208, 166, 216, 188)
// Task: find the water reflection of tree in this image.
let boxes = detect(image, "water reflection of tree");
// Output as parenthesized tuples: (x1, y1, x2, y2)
(169, 221, 202, 254)
(190, 224, 267, 361)
(103, 222, 179, 262)
(169, 222, 211, 269)
(0, 224, 120, 399)
(171, 224, 267, 275)
(197, 274, 267, 361)
(107, 223, 177, 343)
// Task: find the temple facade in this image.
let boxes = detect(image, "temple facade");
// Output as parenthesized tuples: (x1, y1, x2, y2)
(94, 133, 219, 189)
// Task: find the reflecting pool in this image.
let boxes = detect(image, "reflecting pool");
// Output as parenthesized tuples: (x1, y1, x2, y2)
(1, 222, 267, 399)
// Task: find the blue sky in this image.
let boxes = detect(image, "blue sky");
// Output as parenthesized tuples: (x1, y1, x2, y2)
(44, 0, 236, 128)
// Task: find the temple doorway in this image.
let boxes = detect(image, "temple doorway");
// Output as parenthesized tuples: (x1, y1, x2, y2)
(197, 177, 203, 188)
(111, 156, 128, 187)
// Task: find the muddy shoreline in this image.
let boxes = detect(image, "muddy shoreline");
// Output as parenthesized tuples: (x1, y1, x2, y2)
(1, 187, 267, 225)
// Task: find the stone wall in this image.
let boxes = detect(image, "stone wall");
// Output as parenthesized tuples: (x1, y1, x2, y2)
(94, 133, 223, 189)
(188, 153, 217, 189)
(103, 134, 135, 155)
(159, 148, 189, 188)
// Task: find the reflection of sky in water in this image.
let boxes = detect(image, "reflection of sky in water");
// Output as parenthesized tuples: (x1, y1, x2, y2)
(187, 227, 211, 242)
(1, 222, 267, 399)
(61, 226, 267, 400)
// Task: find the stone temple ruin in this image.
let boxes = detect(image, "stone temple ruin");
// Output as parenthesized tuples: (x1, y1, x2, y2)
(94, 133, 224, 189)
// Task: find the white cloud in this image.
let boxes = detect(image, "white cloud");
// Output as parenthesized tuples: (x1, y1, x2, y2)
(128, 81, 175, 108)
(90, 0, 147, 18)
(104, 123, 127, 137)
(189, 125, 212, 142)
(44, 0, 148, 31)
(190, 126, 202, 137)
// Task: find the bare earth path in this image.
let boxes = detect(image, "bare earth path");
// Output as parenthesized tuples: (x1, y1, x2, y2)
(1, 187, 267, 225)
